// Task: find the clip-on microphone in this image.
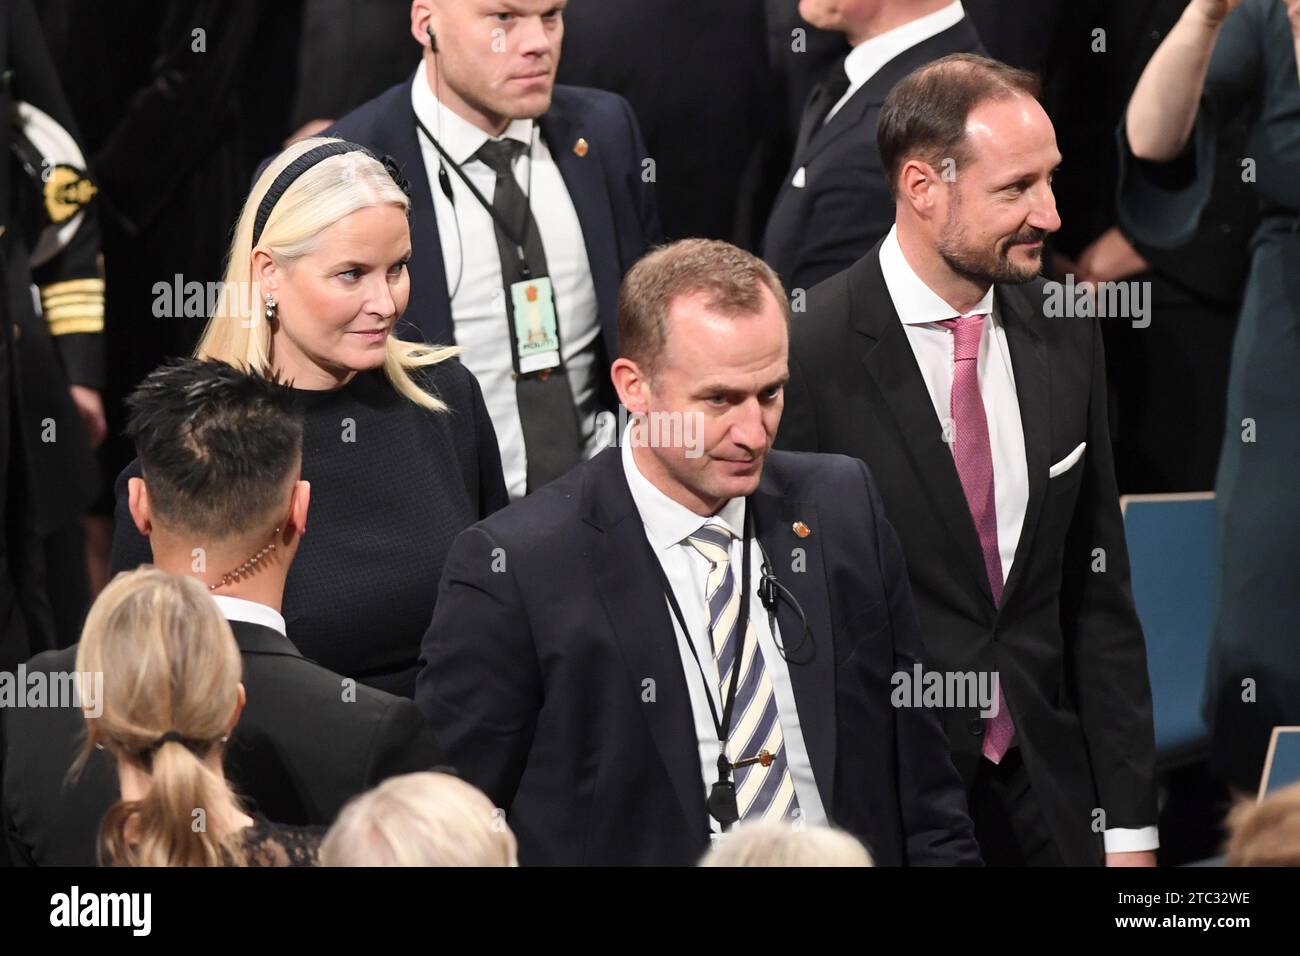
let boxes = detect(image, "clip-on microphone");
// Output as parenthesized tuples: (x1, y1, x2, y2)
(755, 545, 811, 658)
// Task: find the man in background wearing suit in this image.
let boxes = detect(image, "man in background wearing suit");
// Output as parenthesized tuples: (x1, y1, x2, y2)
(778, 55, 1158, 865)
(2, 360, 442, 866)
(761, 0, 983, 294)
(327, 0, 661, 498)
(417, 239, 980, 866)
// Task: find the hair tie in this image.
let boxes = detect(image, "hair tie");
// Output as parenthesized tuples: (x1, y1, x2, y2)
(251, 141, 409, 247)
(154, 729, 187, 748)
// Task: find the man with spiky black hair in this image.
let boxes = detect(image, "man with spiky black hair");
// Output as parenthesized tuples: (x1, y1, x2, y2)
(2, 359, 443, 866)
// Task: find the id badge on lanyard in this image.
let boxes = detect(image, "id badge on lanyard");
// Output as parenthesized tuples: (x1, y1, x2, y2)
(510, 276, 562, 375)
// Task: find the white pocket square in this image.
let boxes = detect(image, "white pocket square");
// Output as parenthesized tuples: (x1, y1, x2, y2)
(1048, 442, 1086, 478)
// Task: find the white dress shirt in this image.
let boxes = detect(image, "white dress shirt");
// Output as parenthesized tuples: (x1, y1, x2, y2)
(825, 1, 967, 123)
(621, 429, 828, 833)
(879, 226, 1158, 854)
(412, 61, 603, 499)
(210, 594, 287, 636)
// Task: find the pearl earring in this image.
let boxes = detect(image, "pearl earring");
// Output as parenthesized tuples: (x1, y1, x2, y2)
(264, 293, 277, 322)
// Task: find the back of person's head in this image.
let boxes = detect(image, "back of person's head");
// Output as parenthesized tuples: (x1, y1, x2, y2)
(75, 567, 247, 867)
(698, 821, 874, 867)
(877, 52, 1042, 200)
(1225, 782, 1300, 866)
(320, 772, 517, 867)
(198, 136, 457, 411)
(125, 357, 302, 548)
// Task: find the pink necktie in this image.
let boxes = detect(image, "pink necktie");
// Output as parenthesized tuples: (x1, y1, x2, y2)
(938, 315, 1015, 763)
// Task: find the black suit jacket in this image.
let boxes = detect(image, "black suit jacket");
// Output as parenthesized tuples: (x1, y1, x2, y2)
(556, 0, 770, 242)
(776, 242, 1158, 865)
(1, 618, 442, 866)
(416, 446, 980, 866)
(761, 17, 983, 293)
(325, 77, 662, 371)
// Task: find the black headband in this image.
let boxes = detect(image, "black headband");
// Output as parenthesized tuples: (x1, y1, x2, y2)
(251, 141, 411, 248)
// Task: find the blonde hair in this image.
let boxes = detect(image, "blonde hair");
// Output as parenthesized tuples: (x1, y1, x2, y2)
(320, 772, 517, 867)
(698, 821, 874, 867)
(1225, 782, 1300, 866)
(197, 136, 459, 411)
(75, 567, 248, 867)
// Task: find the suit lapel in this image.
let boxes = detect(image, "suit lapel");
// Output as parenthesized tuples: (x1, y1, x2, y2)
(851, 249, 995, 606)
(751, 475, 837, 817)
(997, 286, 1050, 608)
(796, 17, 983, 169)
(794, 84, 869, 168)
(584, 451, 707, 837)
(539, 104, 621, 361)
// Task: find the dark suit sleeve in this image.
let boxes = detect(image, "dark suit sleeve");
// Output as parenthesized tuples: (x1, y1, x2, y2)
(109, 461, 154, 574)
(617, 94, 664, 249)
(415, 525, 542, 812)
(860, 460, 983, 865)
(362, 698, 446, 788)
(775, 344, 821, 452)
(1059, 319, 1157, 832)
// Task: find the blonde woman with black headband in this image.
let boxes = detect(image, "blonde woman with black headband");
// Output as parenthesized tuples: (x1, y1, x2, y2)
(111, 139, 508, 698)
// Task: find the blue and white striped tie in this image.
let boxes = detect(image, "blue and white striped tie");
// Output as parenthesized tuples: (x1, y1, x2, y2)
(687, 523, 799, 821)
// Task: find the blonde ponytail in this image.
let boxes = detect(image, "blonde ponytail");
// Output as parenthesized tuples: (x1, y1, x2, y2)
(76, 568, 249, 867)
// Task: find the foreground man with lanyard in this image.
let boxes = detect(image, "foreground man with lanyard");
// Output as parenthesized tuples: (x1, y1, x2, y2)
(417, 239, 981, 866)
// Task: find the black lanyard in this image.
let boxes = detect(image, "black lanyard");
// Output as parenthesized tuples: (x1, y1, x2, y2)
(648, 502, 753, 829)
(413, 112, 536, 278)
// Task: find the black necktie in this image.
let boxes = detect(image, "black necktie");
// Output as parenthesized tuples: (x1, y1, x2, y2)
(794, 56, 852, 160)
(474, 138, 582, 493)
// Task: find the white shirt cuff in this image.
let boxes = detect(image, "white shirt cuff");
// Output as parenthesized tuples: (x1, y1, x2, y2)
(1103, 826, 1159, 853)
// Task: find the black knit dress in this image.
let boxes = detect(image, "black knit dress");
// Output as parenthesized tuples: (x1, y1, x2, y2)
(111, 359, 508, 698)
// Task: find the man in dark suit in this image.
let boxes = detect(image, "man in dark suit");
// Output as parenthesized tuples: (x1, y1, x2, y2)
(325, 0, 661, 498)
(761, 0, 983, 295)
(1, 360, 442, 866)
(777, 55, 1158, 865)
(417, 238, 980, 866)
